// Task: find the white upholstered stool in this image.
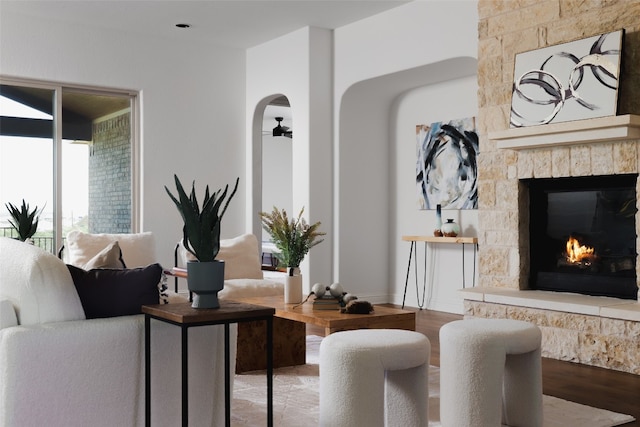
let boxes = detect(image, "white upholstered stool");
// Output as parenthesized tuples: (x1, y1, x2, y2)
(439, 318, 542, 427)
(319, 329, 430, 427)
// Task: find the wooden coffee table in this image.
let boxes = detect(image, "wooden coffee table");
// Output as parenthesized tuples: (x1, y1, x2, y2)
(232, 295, 415, 372)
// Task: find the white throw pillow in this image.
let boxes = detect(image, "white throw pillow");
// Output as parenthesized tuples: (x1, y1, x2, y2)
(217, 234, 264, 280)
(66, 231, 156, 268)
(82, 241, 125, 270)
(0, 237, 85, 325)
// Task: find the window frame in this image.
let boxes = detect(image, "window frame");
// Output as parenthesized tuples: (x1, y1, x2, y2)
(0, 76, 141, 252)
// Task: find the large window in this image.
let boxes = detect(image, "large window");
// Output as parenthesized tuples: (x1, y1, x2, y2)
(0, 80, 138, 253)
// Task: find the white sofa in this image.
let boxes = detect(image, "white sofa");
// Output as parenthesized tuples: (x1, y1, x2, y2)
(0, 235, 233, 427)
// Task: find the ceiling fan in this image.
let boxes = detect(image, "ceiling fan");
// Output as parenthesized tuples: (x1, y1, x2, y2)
(271, 117, 292, 138)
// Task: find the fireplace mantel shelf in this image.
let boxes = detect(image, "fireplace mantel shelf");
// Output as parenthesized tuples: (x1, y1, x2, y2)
(490, 114, 640, 150)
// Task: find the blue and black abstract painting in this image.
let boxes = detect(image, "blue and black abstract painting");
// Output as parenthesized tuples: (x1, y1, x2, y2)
(416, 117, 479, 210)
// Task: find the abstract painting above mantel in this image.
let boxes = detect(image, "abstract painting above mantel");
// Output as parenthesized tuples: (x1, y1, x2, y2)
(510, 29, 624, 128)
(416, 117, 478, 210)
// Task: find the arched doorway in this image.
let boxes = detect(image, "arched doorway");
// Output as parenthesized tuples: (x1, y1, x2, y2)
(259, 95, 292, 267)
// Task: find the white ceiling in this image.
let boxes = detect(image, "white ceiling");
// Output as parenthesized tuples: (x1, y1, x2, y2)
(2, 0, 412, 132)
(1, 0, 411, 49)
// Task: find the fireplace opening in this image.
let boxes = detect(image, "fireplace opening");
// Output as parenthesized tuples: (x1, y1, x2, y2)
(525, 174, 638, 300)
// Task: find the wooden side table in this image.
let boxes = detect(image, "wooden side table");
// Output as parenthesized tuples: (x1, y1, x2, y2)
(143, 301, 275, 427)
(401, 235, 478, 309)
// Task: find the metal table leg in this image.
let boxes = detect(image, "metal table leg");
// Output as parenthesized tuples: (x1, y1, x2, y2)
(415, 242, 427, 309)
(267, 317, 273, 427)
(402, 241, 415, 309)
(462, 243, 466, 288)
(225, 323, 231, 427)
(402, 240, 428, 309)
(145, 315, 151, 427)
(182, 325, 188, 427)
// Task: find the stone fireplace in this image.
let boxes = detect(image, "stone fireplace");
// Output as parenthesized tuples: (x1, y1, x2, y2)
(463, 116, 640, 375)
(470, 1, 640, 375)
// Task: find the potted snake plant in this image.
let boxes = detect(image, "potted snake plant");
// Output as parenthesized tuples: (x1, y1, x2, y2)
(165, 175, 239, 308)
(5, 200, 43, 244)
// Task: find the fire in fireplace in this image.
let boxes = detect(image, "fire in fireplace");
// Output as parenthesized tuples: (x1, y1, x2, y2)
(525, 174, 638, 300)
(564, 236, 595, 264)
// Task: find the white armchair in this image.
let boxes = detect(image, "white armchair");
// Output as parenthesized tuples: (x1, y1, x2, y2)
(0, 235, 233, 427)
(174, 233, 284, 299)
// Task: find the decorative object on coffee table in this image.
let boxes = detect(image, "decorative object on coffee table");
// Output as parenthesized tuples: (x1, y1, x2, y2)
(165, 175, 239, 309)
(297, 282, 358, 310)
(340, 300, 373, 314)
(260, 206, 325, 304)
(312, 295, 342, 311)
(5, 199, 43, 243)
(283, 267, 303, 304)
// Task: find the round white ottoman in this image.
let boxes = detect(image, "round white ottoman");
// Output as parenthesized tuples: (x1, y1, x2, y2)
(439, 318, 542, 427)
(319, 329, 430, 427)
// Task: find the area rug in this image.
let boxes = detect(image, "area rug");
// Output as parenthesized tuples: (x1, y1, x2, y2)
(231, 336, 635, 427)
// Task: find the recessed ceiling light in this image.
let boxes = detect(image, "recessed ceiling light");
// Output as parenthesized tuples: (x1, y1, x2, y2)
(175, 23, 191, 29)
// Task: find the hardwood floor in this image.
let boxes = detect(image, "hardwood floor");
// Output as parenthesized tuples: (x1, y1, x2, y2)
(409, 307, 640, 426)
(308, 306, 640, 425)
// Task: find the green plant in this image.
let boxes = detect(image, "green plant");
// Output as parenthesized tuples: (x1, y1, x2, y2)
(260, 207, 325, 268)
(165, 175, 239, 262)
(5, 200, 43, 242)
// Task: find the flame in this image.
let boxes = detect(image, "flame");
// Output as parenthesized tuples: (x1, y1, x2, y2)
(566, 236, 595, 263)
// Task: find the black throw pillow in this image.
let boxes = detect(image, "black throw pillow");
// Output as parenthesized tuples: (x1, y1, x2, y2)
(67, 263, 162, 319)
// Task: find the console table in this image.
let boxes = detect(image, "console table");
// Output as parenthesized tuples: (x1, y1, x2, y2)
(401, 235, 478, 309)
(143, 301, 275, 427)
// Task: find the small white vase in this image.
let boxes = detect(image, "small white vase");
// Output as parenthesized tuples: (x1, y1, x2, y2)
(284, 267, 303, 304)
(441, 219, 460, 237)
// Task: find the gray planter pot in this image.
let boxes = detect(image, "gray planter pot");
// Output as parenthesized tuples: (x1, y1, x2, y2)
(187, 260, 225, 309)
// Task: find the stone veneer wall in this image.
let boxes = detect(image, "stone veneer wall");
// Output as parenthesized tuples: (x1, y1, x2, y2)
(472, 0, 640, 374)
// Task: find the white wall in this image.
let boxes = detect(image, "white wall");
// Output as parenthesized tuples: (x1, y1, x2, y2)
(333, 1, 478, 308)
(0, 8, 246, 269)
(246, 27, 333, 290)
(261, 135, 293, 212)
(334, 1, 479, 98)
(245, 1, 479, 309)
(391, 76, 478, 313)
